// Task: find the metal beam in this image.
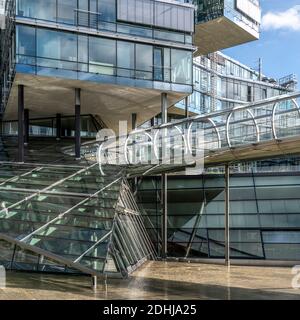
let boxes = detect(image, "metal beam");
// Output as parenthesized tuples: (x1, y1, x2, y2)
(225, 164, 230, 266)
(185, 96, 189, 119)
(18, 85, 24, 163)
(24, 109, 29, 145)
(56, 113, 61, 140)
(185, 202, 205, 258)
(131, 113, 137, 130)
(75, 88, 81, 160)
(0, 232, 105, 278)
(161, 92, 168, 259)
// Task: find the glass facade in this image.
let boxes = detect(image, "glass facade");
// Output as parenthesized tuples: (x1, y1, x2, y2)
(176, 52, 292, 114)
(16, 24, 193, 85)
(138, 174, 300, 260)
(1, 114, 101, 137)
(0, 1, 195, 113)
(16, 0, 194, 43)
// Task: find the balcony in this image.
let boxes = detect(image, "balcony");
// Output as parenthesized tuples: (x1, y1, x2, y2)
(193, 0, 261, 55)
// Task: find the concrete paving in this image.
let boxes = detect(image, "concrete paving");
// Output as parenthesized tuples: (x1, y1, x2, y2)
(0, 261, 300, 300)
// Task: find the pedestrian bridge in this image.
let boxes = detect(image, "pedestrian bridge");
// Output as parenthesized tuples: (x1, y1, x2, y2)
(77, 91, 300, 174)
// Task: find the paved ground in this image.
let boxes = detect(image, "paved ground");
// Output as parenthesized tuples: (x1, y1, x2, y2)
(0, 261, 300, 300)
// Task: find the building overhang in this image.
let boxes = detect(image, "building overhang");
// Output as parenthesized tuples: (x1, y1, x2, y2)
(4, 73, 191, 132)
(194, 16, 259, 56)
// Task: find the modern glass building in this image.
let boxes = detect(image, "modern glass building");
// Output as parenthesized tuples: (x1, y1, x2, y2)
(186, 52, 296, 114)
(1, 0, 195, 137)
(1, 0, 300, 278)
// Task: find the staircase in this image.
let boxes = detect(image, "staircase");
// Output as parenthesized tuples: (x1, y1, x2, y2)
(0, 162, 156, 278)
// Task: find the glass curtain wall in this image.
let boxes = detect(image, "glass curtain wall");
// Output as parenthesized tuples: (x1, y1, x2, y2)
(137, 174, 300, 261)
(16, 0, 193, 45)
(186, 54, 288, 114)
(17, 0, 117, 26)
(16, 25, 193, 85)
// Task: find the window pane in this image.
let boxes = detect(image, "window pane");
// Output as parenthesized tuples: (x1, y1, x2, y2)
(171, 49, 192, 85)
(99, 0, 116, 22)
(37, 29, 77, 69)
(117, 41, 134, 78)
(17, 25, 36, 57)
(57, 0, 77, 24)
(18, 0, 56, 21)
(135, 44, 152, 80)
(89, 37, 116, 75)
(154, 47, 163, 81)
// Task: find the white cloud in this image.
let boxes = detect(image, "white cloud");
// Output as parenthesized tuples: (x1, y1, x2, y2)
(262, 5, 300, 31)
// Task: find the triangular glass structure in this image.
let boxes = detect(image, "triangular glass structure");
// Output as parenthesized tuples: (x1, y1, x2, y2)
(0, 163, 156, 278)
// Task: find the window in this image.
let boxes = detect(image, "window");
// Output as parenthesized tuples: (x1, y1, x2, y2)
(98, 0, 116, 31)
(57, 0, 77, 24)
(37, 29, 77, 69)
(18, 0, 56, 21)
(118, 0, 154, 26)
(262, 88, 267, 99)
(89, 37, 116, 75)
(117, 0, 193, 32)
(135, 44, 153, 80)
(117, 41, 134, 78)
(247, 86, 252, 102)
(171, 49, 192, 85)
(17, 25, 36, 57)
(99, 0, 116, 22)
(154, 47, 163, 81)
(78, 35, 88, 72)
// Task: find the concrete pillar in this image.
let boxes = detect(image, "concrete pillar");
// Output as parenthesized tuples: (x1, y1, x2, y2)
(75, 88, 81, 160)
(24, 109, 29, 145)
(161, 92, 168, 259)
(56, 113, 61, 140)
(225, 164, 230, 266)
(18, 85, 24, 163)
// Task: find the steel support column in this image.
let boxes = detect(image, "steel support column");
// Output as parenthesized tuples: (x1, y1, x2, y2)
(56, 113, 61, 141)
(18, 85, 24, 163)
(225, 164, 230, 266)
(185, 96, 189, 119)
(131, 113, 137, 130)
(24, 109, 29, 145)
(161, 173, 168, 259)
(91, 276, 97, 290)
(131, 113, 138, 193)
(161, 92, 168, 259)
(75, 88, 81, 160)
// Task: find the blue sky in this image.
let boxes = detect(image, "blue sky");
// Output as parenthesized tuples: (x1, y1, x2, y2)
(223, 0, 300, 82)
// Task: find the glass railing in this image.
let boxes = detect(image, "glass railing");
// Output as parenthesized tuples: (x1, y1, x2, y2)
(16, 13, 193, 46)
(1, 114, 100, 138)
(16, 54, 193, 86)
